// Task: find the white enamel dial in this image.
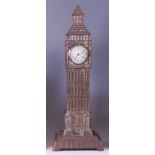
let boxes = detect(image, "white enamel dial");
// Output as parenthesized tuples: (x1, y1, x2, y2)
(68, 45, 88, 64)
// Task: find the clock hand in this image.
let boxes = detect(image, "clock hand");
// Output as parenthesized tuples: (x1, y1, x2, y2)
(81, 50, 85, 53)
(74, 55, 78, 60)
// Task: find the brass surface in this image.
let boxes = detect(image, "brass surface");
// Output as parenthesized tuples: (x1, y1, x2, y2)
(53, 5, 104, 151)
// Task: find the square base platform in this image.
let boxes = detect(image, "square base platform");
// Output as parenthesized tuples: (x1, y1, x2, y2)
(52, 130, 104, 151)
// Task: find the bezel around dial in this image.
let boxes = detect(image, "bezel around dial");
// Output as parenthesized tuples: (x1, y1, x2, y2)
(67, 45, 89, 65)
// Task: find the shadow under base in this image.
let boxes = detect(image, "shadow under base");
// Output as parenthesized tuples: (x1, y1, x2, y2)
(52, 130, 104, 151)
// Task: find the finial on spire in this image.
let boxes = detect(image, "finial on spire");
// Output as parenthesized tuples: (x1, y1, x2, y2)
(72, 5, 85, 16)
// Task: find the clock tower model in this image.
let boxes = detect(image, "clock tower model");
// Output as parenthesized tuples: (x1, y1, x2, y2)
(53, 5, 104, 151)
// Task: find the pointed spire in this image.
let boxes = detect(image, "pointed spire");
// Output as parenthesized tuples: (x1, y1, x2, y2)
(72, 5, 84, 16)
(66, 5, 90, 35)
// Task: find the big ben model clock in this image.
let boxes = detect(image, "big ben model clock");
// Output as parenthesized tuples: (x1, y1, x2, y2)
(53, 5, 104, 151)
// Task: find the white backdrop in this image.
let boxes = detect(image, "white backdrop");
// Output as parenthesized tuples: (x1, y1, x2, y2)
(46, 148, 109, 155)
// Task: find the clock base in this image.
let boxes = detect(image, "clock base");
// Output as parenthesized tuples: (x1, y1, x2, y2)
(52, 130, 104, 151)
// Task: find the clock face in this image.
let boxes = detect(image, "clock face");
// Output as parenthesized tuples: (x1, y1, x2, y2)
(68, 45, 88, 65)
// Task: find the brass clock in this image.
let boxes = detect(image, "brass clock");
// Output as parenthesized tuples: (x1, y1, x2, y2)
(53, 5, 104, 151)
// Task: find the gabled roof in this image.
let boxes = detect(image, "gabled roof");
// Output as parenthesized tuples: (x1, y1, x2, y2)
(72, 5, 85, 16)
(66, 25, 91, 35)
